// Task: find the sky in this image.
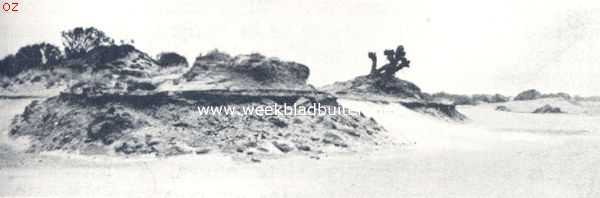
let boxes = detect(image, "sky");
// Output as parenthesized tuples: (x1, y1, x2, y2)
(1, 0, 600, 96)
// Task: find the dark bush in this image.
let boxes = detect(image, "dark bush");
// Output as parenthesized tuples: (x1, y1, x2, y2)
(495, 105, 510, 112)
(62, 27, 115, 58)
(156, 52, 188, 67)
(472, 94, 510, 103)
(15, 43, 62, 68)
(0, 55, 18, 76)
(126, 81, 157, 92)
(0, 43, 63, 77)
(532, 104, 563, 114)
(430, 92, 509, 105)
(514, 89, 542, 101)
(84, 45, 136, 65)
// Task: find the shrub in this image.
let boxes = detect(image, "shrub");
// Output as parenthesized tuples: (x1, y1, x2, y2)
(0, 43, 63, 77)
(62, 27, 115, 58)
(15, 43, 63, 68)
(156, 52, 188, 67)
(84, 45, 136, 65)
(0, 55, 18, 76)
(514, 89, 542, 101)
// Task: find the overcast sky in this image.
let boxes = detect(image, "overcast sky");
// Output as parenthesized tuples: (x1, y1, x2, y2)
(1, 0, 600, 96)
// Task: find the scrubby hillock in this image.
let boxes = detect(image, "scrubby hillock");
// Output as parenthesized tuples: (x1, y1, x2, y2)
(320, 75, 468, 120)
(532, 104, 564, 114)
(424, 92, 510, 105)
(514, 89, 572, 101)
(0, 43, 63, 77)
(0, 27, 187, 96)
(0, 44, 168, 96)
(156, 52, 189, 68)
(514, 89, 543, 101)
(163, 51, 311, 91)
(61, 45, 163, 77)
(495, 105, 511, 112)
(320, 75, 423, 100)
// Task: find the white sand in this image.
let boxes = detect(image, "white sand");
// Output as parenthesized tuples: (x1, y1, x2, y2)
(1, 98, 599, 198)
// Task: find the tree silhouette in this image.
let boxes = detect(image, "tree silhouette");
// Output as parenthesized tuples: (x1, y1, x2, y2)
(368, 45, 411, 79)
(61, 27, 115, 58)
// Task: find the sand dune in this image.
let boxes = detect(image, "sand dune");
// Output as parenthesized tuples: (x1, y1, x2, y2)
(1, 99, 600, 198)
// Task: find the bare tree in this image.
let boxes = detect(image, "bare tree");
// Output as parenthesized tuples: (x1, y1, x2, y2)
(368, 45, 411, 79)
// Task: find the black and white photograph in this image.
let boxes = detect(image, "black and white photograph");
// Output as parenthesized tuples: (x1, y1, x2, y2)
(1, 0, 600, 197)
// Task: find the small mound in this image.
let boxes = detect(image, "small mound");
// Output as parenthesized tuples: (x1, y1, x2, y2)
(1, 45, 168, 96)
(320, 75, 466, 121)
(514, 89, 572, 101)
(320, 75, 422, 100)
(495, 105, 511, 112)
(165, 51, 311, 91)
(156, 52, 189, 68)
(532, 104, 564, 114)
(425, 92, 510, 105)
(514, 89, 543, 101)
(496, 97, 584, 114)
